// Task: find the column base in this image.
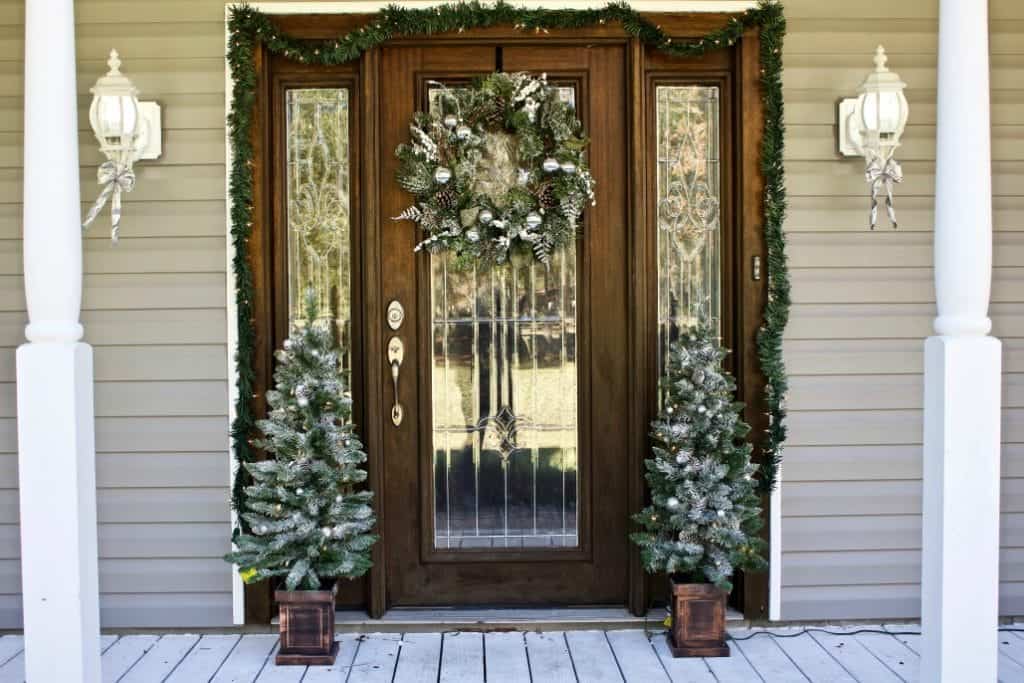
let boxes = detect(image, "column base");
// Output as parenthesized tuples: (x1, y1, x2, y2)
(921, 335, 1001, 683)
(16, 342, 101, 683)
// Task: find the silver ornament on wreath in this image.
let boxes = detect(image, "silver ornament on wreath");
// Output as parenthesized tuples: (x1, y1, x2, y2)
(434, 166, 452, 184)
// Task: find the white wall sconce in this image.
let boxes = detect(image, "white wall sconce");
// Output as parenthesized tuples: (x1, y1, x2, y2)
(82, 49, 162, 243)
(838, 45, 908, 229)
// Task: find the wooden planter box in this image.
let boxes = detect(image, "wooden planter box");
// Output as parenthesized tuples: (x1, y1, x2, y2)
(667, 578, 729, 658)
(275, 582, 338, 665)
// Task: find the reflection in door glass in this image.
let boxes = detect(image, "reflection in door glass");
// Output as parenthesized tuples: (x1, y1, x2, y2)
(429, 85, 579, 550)
(656, 85, 721, 372)
(285, 88, 352, 380)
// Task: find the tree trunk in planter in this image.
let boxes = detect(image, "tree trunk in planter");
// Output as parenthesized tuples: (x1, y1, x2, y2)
(275, 582, 338, 665)
(667, 578, 729, 658)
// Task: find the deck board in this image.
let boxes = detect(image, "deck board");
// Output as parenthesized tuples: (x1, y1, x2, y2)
(854, 630, 920, 681)
(440, 631, 483, 683)
(564, 630, 621, 683)
(301, 634, 360, 682)
(808, 629, 902, 682)
(484, 631, 531, 683)
(650, 633, 716, 683)
(349, 632, 401, 682)
(165, 634, 240, 683)
(768, 628, 856, 682)
(730, 628, 810, 681)
(120, 634, 199, 683)
(209, 634, 278, 683)
(3, 624, 1020, 681)
(525, 631, 575, 682)
(101, 634, 160, 683)
(392, 632, 442, 683)
(605, 630, 669, 682)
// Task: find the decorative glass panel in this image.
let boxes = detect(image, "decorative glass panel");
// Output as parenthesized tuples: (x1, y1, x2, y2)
(656, 85, 721, 370)
(285, 88, 352, 378)
(429, 85, 579, 550)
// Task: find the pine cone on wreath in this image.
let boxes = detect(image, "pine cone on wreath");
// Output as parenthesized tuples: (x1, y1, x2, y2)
(535, 181, 558, 209)
(478, 97, 507, 129)
(435, 187, 458, 210)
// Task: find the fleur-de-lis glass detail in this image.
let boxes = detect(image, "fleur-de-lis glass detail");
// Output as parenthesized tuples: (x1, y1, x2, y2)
(477, 404, 532, 462)
(656, 86, 722, 376)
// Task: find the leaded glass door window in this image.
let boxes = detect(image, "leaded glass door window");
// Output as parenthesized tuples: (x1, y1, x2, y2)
(285, 88, 353, 381)
(428, 85, 580, 550)
(656, 85, 721, 371)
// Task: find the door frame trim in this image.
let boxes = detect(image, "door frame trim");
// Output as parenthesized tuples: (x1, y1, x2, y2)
(224, 0, 773, 626)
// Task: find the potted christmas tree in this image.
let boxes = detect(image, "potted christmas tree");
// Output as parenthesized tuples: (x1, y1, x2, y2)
(631, 325, 766, 658)
(226, 292, 378, 665)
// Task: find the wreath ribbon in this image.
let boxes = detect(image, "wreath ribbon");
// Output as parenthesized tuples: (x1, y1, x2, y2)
(82, 160, 136, 243)
(865, 154, 902, 230)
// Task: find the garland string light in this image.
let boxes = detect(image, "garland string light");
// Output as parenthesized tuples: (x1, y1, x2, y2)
(227, 0, 789, 523)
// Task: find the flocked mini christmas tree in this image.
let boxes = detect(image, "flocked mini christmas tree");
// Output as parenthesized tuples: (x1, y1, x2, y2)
(226, 291, 377, 591)
(631, 325, 766, 591)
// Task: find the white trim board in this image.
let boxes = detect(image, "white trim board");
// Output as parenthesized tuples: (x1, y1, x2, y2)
(224, 0, 766, 625)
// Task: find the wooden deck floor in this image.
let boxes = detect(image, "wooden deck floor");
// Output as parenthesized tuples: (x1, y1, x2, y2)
(0, 624, 1022, 681)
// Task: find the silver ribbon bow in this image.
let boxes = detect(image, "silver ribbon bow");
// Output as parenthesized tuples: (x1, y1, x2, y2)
(82, 160, 136, 243)
(865, 154, 903, 229)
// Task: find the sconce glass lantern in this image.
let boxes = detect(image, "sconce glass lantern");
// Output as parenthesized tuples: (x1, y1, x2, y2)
(89, 50, 140, 165)
(838, 45, 908, 229)
(83, 49, 162, 243)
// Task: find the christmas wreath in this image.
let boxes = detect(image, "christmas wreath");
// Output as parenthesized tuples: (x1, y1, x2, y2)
(394, 72, 595, 267)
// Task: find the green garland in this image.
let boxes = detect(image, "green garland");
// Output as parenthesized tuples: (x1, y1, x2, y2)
(227, 1, 789, 525)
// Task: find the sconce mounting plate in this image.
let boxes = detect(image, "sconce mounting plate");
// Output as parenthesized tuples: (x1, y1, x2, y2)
(837, 97, 861, 157)
(134, 101, 162, 161)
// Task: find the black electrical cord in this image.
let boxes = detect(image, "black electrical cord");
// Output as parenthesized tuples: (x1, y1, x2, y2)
(723, 626, 1024, 641)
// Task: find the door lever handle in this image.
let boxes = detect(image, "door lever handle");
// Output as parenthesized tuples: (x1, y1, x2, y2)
(388, 336, 404, 426)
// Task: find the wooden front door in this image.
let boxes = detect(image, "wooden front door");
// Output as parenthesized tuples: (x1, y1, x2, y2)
(378, 43, 630, 606)
(250, 13, 769, 621)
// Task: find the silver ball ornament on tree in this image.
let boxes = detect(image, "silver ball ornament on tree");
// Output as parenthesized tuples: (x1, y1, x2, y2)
(283, 339, 293, 350)
(434, 166, 452, 184)
(466, 229, 480, 243)
(335, 494, 343, 503)
(478, 209, 493, 225)
(667, 496, 680, 509)
(456, 124, 472, 140)
(258, 525, 268, 534)
(560, 161, 577, 174)
(542, 157, 560, 173)
(321, 527, 332, 537)
(296, 488, 304, 495)
(525, 212, 543, 229)
(443, 114, 458, 128)
(297, 396, 309, 407)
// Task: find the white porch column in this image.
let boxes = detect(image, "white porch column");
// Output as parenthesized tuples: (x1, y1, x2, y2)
(18, 0, 101, 681)
(922, 0, 1001, 681)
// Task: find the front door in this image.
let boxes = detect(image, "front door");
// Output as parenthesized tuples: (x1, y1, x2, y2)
(378, 43, 630, 606)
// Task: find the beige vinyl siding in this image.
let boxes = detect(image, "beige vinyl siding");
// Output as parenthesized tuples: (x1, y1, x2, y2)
(780, 0, 1024, 620)
(0, 0, 232, 627)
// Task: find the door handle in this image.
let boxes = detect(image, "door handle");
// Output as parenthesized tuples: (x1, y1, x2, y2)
(388, 336, 404, 426)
